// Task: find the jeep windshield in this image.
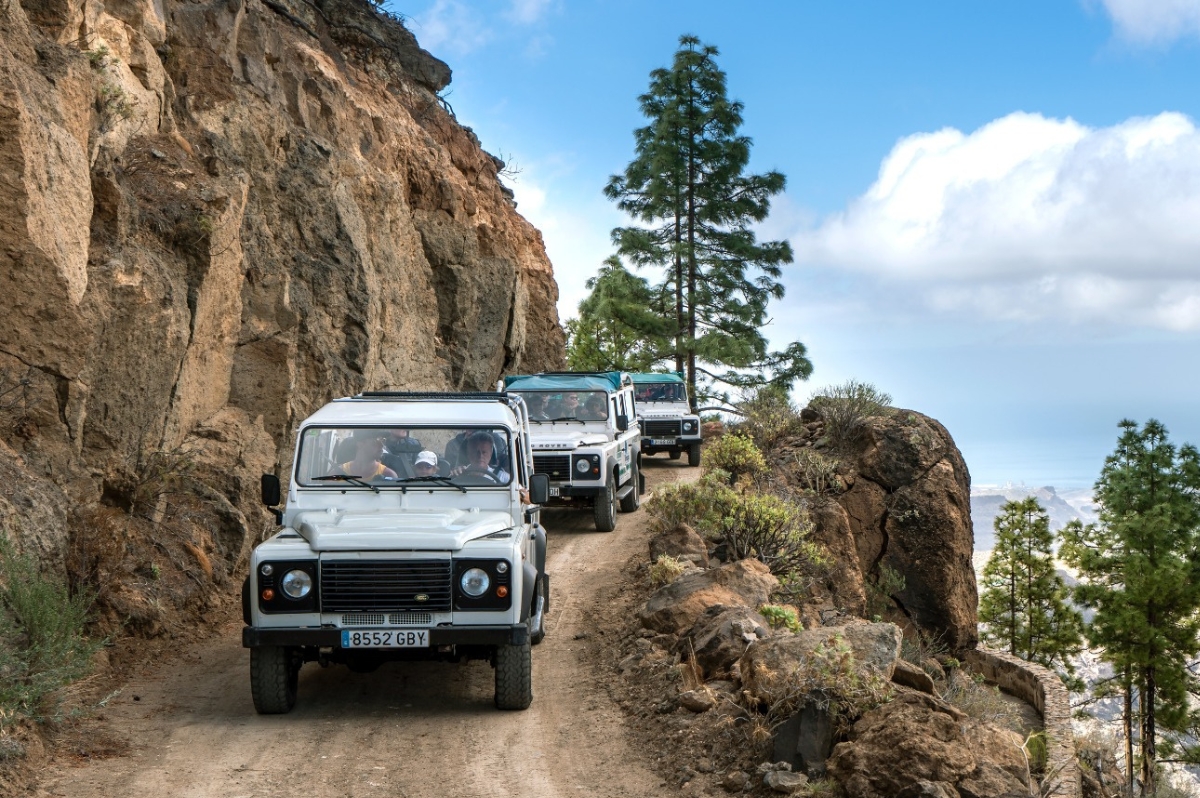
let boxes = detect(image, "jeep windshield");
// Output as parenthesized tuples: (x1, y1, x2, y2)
(634, 382, 686, 403)
(513, 391, 609, 422)
(294, 426, 514, 487)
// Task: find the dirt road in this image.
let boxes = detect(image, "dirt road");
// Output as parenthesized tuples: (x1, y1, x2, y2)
(34, 459, 693, 798)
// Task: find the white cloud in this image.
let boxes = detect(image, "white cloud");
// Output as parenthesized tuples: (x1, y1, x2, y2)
(507, 0, 556, 25)
(1095, 0, 1200, 45)
(796, 111, 1200, 331)
(411, 0, 493, 57)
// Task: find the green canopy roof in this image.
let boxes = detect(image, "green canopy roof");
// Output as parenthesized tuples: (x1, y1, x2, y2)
(630, 372, 685, 384)
(504, 371, 626, 392)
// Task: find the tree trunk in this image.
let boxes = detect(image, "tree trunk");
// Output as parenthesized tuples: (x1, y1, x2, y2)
(1124, 668, 1133, 796)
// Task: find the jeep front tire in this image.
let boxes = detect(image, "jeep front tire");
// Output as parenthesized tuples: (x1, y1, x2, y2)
(687, 442, 701, 467)
(250, 645, 300, 714)
(494, 638, 532, 710)
(593, 474, 617, 532)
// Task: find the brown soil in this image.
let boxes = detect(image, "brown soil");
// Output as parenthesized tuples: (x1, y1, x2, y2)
(22, 458, 718, 798)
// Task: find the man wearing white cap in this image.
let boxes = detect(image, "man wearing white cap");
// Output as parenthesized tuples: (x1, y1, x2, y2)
(413, 450, 440, 478)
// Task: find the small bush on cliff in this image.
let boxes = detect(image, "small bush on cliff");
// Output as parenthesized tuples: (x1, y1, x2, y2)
(792, 447, 843, 495)
(736, 384, 803, 449)
(649, 555, 687, 588)
(808, 379, 892, 450)
(0, 533, 100, 726)
(759, 604, 801, 632)
(718, 493, 826, 591)
(703, 433, 768, 486)
(646, 475, 737, 539)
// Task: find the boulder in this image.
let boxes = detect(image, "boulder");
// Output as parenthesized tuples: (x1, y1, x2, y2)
(763, 769, 808, 794)
(891, 658, 937, 694)
(650, 523, 709, 568)
(896, 782, 959, 798)
(740, 622, 903, 705)
(639, 559, 778, 635)
(826, 692, 1029, 798)
(685, 605, 770, 679)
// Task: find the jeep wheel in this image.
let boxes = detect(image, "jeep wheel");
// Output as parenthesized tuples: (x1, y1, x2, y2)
(619, 458, 641, 513)
(593, 475, 617, 532)
(687, 442, 701, 467)
(250, 645, 300, 714)
(494, 638, 532, 710)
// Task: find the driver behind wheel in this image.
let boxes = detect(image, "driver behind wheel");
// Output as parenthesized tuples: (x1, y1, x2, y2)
(449, 430, 510, 482)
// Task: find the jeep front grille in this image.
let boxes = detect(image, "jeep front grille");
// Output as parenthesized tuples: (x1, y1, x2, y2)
(321, 560, 452, 613)
(340, 612, 434, 626)
(643, 420, 682, 437)
(533, 454, 571, 479)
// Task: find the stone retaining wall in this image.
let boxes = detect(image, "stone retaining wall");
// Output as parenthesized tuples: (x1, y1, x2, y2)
(964, 647, 1081, 798)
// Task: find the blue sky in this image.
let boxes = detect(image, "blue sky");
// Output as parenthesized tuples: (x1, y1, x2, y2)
(388, 0, 1200, 489)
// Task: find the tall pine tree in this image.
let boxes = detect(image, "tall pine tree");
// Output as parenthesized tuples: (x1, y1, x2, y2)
(1060, 419, 1200, 795)
(604, 35, 811, 411)
(978, 497, 1083, 684)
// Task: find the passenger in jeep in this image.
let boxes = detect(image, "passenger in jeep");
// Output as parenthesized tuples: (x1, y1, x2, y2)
(340, 430, 399, 480)
(450, 431, 510, 483)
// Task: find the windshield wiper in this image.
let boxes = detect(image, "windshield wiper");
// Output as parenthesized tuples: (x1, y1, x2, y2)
(313, 474, 379, 494)
(548, 416, 586, 424)
(394, 476, 467, 493)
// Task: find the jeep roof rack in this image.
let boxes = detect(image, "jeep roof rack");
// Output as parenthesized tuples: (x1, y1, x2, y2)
(348, 391, 512, 401)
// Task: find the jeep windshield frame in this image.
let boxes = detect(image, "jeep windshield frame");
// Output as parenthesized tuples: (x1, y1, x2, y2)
(294, 425, 515, 488)
(511, 391, 609, 423)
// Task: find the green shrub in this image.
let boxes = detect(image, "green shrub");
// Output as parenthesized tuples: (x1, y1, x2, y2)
(808, 379, 893, 450)
(0, 533, 100, 725)
(793, 447, 843, 494)
(718, 492, 825, 582)
(703, 433, 768, 485)
(649, 555, 687, 587)
(646, 476, 737, 539)
(866, 564, 906, 620)
(736, 385, 802, 449)
(759, 603, 801, 632)
(940, 670, 1022, 729)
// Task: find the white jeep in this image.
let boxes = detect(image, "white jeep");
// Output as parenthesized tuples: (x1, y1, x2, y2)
(503, 371, 643, 532)
(632, 372, 702, 466)
(245, 392, 551, 714)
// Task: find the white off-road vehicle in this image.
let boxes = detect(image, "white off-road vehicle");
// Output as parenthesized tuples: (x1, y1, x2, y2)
(245, 392, 551, 714)
(503, 371, 643, 532)
(632, 372, 702, 466)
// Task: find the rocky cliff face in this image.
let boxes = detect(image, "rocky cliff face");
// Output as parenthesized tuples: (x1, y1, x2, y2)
(774, 409, 979, 651)
(0, 0, 564, 569)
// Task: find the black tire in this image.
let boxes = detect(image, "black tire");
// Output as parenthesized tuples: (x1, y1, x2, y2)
(687, 442, 701, 467)
(593, 474, 617, 532)
(669, 449, 681, 460)
(619, 458, 641, 513)
(494, 638, 532, 710)
(250, 645, 299, 714)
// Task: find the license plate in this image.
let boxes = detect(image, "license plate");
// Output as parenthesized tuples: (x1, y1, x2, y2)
(651, 438, 675, 446)
(549, 486, 560, 497)
(341, 629, 429, 648)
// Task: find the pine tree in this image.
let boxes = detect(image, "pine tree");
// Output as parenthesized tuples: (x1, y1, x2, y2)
(1060, 419, 1200, 795)
(564, 257, 671, 372)
(604, 34, 811, 411)
(978, 497, 1083, 682)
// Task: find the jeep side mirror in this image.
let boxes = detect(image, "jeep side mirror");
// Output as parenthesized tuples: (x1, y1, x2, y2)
(261, 473, 281, 507)
(616, 414, 629, 432)
(528, 473, 550, 505)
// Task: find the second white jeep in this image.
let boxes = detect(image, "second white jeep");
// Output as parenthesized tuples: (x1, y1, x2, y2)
(503, 371, 643, 531)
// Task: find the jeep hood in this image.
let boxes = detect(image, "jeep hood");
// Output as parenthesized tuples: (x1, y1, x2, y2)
(292, 508, 514, 551)
(531, 433, 610, 449)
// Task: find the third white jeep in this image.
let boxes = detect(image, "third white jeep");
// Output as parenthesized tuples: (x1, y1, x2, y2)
(502, 371, 643, 531)
(632, 372, 702, 466)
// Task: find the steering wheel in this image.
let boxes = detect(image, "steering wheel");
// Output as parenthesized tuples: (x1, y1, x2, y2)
(453, 465, 501, 485)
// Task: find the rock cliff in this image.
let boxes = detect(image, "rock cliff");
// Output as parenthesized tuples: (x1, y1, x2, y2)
(0, 0, 564, 569)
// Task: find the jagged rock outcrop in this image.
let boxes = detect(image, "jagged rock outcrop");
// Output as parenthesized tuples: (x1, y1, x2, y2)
(0, 0, 563, 567)
(776, 409, 978, 651)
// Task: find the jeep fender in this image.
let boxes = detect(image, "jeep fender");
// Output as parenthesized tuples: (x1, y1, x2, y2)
(520, 561, 538, 621)
(532, 524, 547, 575)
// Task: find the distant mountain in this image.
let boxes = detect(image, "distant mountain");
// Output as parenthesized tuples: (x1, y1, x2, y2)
(970, 485, 1098, 550)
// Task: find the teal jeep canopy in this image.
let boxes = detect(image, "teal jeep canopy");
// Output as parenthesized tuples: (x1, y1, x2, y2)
(630, 372, 685, 385)
(504, 371, 626, 392)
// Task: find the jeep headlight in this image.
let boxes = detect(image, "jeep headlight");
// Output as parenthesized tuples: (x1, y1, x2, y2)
(460, 567, 490, 597)
(683, 420, 697, 432)
(280, 569, 313, 599)
(576, 458, 590, 474)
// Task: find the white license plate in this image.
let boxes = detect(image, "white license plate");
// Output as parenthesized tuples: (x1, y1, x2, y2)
(651, 438, 675, 446)
(549, 486, 560, 497)
(341, 629, 429, 648)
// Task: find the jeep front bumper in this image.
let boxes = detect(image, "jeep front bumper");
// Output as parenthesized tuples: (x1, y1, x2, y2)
(242, 623, 529, 648)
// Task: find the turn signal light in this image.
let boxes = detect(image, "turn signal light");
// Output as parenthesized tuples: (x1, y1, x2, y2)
(262, 589, 275, 601)
(496, 586, 509, 598)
